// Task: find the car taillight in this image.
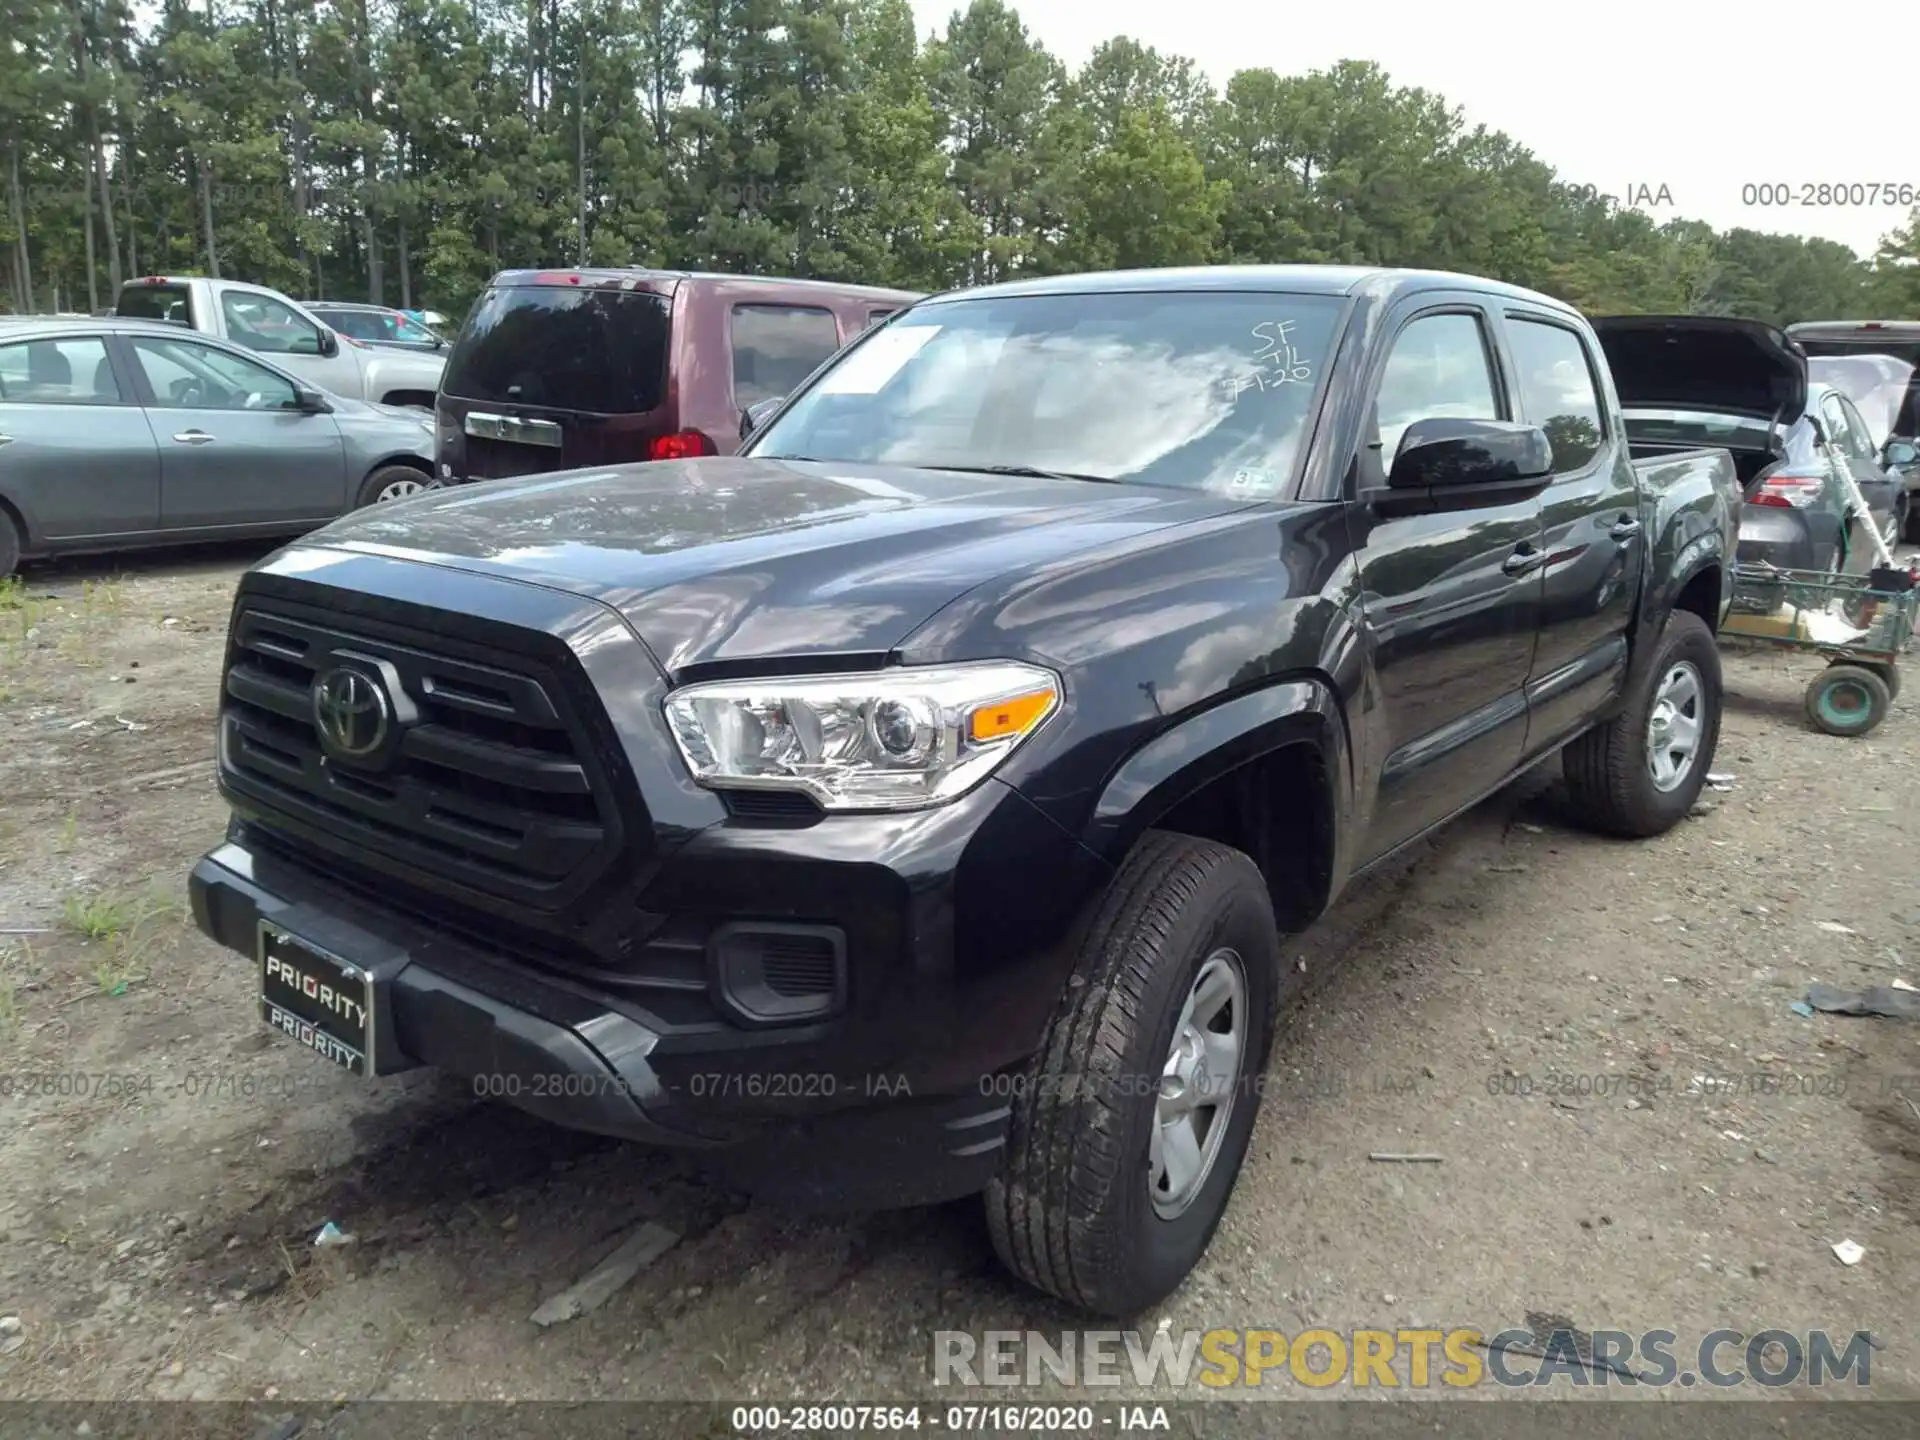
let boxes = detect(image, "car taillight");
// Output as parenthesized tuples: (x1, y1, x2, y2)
(1752, 471, 1826, 508)
(646, 430, 716, 461)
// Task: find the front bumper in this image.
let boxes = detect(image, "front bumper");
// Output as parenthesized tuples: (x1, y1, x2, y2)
(192, 773, 1109, 1210)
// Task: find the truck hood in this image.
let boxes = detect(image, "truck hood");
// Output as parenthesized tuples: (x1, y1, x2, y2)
(296, 457, 1249, 674)
(1593, 315, 1807, 422)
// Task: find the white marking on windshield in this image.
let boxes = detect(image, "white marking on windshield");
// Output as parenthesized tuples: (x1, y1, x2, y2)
(1219, 320, 1316, 399)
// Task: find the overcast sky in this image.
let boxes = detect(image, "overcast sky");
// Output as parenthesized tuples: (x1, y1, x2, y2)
(906, 0, 1916, 260)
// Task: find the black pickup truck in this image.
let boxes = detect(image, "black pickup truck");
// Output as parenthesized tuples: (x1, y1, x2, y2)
(190, 265, 1742, 1316)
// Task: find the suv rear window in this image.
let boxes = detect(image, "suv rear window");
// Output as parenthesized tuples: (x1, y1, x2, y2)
(116, 284, 194, 327)
(1804, 349, 1920, 447)
(443, 285, 671, 414)
(731, 305, 843, 409)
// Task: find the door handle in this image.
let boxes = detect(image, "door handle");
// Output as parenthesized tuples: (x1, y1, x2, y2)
(1503, 546, 1545, 576)
(172, 431, 216, 445)
(0, 434, 12, 446)
(1609, 516, 1641, 541)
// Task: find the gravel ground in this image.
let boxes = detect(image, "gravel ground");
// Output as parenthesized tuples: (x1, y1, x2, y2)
(1, 542, 1917, 1414)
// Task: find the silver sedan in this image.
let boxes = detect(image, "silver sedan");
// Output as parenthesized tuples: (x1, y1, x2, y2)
(0, 316, 437, 577)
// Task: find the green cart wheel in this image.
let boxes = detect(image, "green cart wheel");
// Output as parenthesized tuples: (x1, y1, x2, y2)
(1805, 664, 1892, 737)
(1863, 662, 1902, 703)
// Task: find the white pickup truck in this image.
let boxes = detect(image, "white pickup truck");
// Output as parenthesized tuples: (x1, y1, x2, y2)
(114, 276, 445, 410)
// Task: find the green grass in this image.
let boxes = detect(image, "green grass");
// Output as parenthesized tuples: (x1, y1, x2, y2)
(62, 891, 142, 942)
(79, 577, 124, 619)
(61, 885, 184, 995)
(5, 590, 41, 662)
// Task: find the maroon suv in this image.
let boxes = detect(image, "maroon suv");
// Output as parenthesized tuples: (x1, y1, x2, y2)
(434, 268, 920, 482)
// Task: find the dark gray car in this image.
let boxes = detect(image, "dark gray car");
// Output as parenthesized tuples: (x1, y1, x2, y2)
(0, 317, 438, 577)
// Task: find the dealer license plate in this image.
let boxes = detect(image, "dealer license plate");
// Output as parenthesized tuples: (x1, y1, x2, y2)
(259, 922, 374, 1076)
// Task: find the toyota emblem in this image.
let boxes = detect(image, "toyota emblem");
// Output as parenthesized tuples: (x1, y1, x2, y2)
(312, 667, 391, 758)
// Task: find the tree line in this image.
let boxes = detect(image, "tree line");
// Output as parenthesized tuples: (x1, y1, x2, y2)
(3, 0, 1918, 325)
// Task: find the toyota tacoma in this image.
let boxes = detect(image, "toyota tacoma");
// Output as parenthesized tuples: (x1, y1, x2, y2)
(190, 266, 1741, 1316)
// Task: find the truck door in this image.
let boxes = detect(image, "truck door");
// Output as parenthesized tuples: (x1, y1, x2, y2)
(1347, 301, 1546, 862)
(1500, 309, 1643, 754)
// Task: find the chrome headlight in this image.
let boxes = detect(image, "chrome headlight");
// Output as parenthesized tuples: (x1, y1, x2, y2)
(664, 662, 1061, 811)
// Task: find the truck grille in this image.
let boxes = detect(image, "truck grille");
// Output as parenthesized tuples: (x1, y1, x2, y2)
(218, 602, 619, 911)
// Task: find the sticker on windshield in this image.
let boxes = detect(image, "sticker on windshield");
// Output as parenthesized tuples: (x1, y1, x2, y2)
(816, 324, 940, 395)
(1226, 468, 1281, 499)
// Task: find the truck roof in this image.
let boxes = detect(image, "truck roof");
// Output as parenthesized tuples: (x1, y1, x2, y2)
(1787, 320, 1920, 339)
(485, 267, 920, 304)
(925, 264, 1584, 315)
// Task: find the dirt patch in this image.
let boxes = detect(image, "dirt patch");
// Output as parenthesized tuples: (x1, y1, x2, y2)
(3, 547, 1919, 1405)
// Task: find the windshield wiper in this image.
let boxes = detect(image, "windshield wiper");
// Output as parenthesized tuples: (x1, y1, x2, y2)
(932, 463, 1122, 485)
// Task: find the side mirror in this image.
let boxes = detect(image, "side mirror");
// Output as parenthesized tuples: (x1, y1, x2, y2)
(741, 396, 784, 443)
(1387, 418, 1554, 492)
(1884, 439, 1919, 470)
(316, 328, 339, 358)
(294, 386, 334, 415)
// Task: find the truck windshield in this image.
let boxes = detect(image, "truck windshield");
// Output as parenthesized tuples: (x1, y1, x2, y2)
(442, 285, 670, 415)
(750, 290, 1346, 496)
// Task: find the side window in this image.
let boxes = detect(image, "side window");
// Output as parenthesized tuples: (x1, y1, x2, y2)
(130, 338, 301, 412)
(1834, 396, 1878, 461)
(731, 304, 843, 409)
(1818, 394, 1861, 458)
(0, 337, 124, 405)
(1374, 312, 1502, 460)
(316, 311, 359, 339)
(1505, 317, 1605, 473)
(220, 291, 322, 356)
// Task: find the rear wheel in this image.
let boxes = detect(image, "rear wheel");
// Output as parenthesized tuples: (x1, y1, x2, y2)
(984, 831, 1278, 1317)
(1805, 664, 1891, 737)
(355, 465, 434, 507)
(1562, 610, 1722, 837)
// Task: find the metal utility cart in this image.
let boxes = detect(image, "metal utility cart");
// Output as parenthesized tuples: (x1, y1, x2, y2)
(1721, 563, 1919, 735)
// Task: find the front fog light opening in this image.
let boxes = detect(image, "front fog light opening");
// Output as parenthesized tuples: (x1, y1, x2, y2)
(710, 922, 847, 1027)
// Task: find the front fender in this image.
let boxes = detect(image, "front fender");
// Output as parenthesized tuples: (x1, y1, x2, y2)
(360, 351, 447, 398)
(1081, 675, 1354, 893)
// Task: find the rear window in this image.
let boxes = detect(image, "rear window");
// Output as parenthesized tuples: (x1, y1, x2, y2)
(443, 285, 671, 414)
(731, 305, 843, 409)
(116, 284, 194, 327)
(1807, 353, 1919, 448)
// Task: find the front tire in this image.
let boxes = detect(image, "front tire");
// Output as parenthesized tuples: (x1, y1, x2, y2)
(984, 831, 1279, 1317)
(356, 465, 434, 508)
(0, 508, 19, 579)
(1563, 610, 1722, 838)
